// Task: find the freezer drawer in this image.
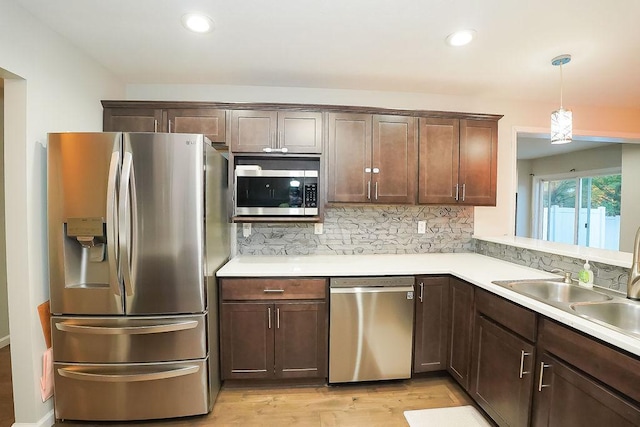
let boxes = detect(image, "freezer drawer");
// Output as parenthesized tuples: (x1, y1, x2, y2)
(54, 359, 209, 421)
(52, 314, 207, 363)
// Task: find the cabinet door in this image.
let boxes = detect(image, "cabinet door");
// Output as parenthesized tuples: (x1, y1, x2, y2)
(278, 111, 323, 153)
(414, 276, 449, 373)
(167, 109, 226, 143)
(532, 353, 640, 427)
(471, 315, 535, 427)
(230, 110, 278, 153)
(327, 113, 372, 203)
(459, 119, 497, 206)
(447, 278, 474, 390)
(103, 107, 163, 133)
(274, 302, 327, 379)
(418, 118, 459, 204)
(220, 302, 274, 380)
(372, 115, 417, 204)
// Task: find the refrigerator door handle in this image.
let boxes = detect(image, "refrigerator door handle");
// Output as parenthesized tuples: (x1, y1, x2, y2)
(119, 151, 135, 297)
(57, 365, 200, 383)
(106, 150, 121, 296)
(55, 320, 198, 335)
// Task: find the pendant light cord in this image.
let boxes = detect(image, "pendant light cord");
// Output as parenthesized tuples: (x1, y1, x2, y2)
(559, 64, 564, 109)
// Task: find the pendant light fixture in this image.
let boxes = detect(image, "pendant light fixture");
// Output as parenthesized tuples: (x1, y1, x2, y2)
(550, 54, 572, 144)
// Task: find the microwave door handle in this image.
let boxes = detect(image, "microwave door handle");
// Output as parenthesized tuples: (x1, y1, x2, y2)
(119, 151, 135, 297)
(106, 150, 121, 297)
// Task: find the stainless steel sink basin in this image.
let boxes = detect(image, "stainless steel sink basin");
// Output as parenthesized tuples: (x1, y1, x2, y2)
(571, 302, 640, 337)
(505, 280, 612, 303)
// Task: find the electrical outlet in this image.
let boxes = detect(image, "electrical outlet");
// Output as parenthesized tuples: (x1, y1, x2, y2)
(314, 223, 323, 235)
(242, 223, 251, 237)
(417, 220, 426, 234)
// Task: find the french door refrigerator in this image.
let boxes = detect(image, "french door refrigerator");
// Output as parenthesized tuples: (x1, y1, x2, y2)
(47, 132, 229, 422)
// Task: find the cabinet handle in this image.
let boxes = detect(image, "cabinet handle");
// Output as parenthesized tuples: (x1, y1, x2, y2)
(538, 362, 551, 391)
(372, 168, 380, 174)
(276, 308, 280, 329)
(267, 307, 272, 329)
(262, 147, 288, 153)
(153, 120, 158, 133)
(263, 289, 285, 293)
(168, 120, 172, 133)
(455, 184, 459, 201)
(519, 351, 531, 378)
(462, 183, 466, 202)
(419, 282, 424, 303)
(365, 167, 372, 173)
(367, 181, 371, 200)
(375, 182, 378, 200)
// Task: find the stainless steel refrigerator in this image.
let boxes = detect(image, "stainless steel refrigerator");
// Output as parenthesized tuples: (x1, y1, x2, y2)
(47, 132, 229, 422)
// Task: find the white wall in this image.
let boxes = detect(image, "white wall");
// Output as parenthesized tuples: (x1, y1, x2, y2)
(0, 0, 124, 424)
(516, 159, 533, 237)
(127, 84, 640, 238)
(0, 83, 8, 345)
(620, 144, 640, 253)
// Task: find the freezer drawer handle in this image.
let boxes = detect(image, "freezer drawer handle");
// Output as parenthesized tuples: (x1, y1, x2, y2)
(55, 320, 198, 335)
(57, 365, 199, 383)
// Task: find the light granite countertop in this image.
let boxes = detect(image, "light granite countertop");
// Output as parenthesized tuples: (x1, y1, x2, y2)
(217, 253, 640, 357)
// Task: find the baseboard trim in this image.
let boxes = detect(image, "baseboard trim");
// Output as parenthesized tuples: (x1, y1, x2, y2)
(0, 335, 9, 349)
(12, 409, 55, 427)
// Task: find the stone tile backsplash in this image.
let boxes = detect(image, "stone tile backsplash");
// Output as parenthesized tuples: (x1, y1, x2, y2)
(235, 206, 628, 294)
(236, 205, 474, 255)
(475, 240, 629, 293)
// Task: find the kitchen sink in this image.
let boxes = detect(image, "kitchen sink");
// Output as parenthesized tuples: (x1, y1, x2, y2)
(571, 302, 640, 337)
(500, 279, 612, 303)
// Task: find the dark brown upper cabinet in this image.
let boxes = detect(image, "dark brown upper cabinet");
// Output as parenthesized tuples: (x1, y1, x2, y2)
(230, 110, 322, 154)
(102, 103, 226, 144)
(327, 113, 417, 204)
(419, 118, 497, 206)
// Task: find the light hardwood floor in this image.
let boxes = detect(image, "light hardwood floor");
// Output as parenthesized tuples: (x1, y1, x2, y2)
(56, 375, 479, 426)
(0, 345, 14, 427)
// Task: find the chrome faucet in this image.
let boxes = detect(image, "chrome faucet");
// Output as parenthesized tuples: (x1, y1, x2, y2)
(551, 268, 573, 284)
(627, 226, 640, 300)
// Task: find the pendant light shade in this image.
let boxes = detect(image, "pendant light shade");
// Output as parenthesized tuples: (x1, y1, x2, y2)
(550, 54, 572, 145)
(551, 107, 572, 144)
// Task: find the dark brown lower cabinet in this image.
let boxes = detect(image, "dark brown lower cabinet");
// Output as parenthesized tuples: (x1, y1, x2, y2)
(447, 278, 474, 390)
(413, 276, 449, 373)
(221, 301, 326, 380)
(532, 352, 640, 427)
(470, 315, 535, 427)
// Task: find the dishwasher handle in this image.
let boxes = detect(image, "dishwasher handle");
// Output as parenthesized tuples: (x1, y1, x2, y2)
(330, 286, 415, 294)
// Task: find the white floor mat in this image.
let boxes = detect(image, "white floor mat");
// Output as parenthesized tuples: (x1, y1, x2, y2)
(404, 405, 492, 427)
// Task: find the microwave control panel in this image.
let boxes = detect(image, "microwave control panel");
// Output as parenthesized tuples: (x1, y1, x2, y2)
(304, 184, 318, 208)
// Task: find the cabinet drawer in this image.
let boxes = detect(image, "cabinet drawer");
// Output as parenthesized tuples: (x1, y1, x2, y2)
(221, 278, 327, 301)
(476, 289, 537, 342)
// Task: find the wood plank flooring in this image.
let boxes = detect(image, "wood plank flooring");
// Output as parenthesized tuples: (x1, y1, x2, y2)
(0, 345, 14, 427)
(55, 375, 479, 427)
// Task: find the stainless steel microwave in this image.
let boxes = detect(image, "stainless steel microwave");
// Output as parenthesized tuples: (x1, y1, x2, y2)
(234, 168, 319, 216)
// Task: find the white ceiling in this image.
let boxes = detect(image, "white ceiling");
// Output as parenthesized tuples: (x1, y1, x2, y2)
(15, 0, 640, 109)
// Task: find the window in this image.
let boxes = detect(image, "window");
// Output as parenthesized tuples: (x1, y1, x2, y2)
(535, 172, 621, 250)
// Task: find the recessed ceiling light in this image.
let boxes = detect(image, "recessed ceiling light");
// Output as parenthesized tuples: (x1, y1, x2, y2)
(446, 30, 476, 47)
(181, 13, 214, 34)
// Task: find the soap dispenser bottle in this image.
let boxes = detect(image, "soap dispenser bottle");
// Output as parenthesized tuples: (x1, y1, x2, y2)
(578, 260, 594, 288)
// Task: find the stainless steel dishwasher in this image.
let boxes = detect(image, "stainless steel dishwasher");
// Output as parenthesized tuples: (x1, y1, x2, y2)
(329, 277, 415, 383)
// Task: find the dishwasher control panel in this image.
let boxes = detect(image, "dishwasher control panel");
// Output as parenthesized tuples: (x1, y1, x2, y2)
(330, 276, 415, 288)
